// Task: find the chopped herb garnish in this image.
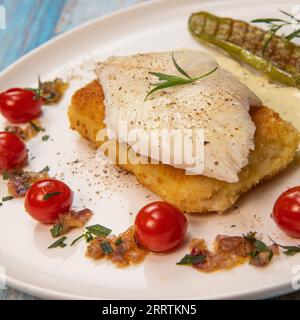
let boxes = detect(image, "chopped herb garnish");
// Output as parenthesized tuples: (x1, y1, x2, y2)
(145, 52, 217, 100)
(85, 231, 95, 243)
(269, 237, 300, 256)
(86, 224, 112, 237)
(50, 223, 63, 238)
(115, 238, 123, 247)
(176, 254, 206, 265)
(252, 10, 300, 56)
(26, 85, 41, 100)
(42, 135, 50, 141)
(70, 224, 112, 246)
(29, 121, 45, 132)
(43, 192, 62, 201)
(70, 234, 85, 246)
(100, 241, 113, 254)
(2, 196, 13, 202)
(2, 171, 9, 180)
(280, 245, 300, 256)
(243, 231, 258, 244)
(39, 78, 68, 104)
(39, 166, 50, 173)
(48, 236, 67, 249)
(244, 232, 273, 262)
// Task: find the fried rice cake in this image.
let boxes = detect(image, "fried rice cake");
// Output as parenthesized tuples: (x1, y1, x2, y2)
(68, 80, 300, 213)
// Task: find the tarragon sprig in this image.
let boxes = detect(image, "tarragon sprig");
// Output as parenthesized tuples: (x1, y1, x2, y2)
(252, 10, 300, 56)
(145, 52, 217, 100)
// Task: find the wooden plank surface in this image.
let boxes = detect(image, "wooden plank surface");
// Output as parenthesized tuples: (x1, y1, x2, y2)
(0, 0, 298, 300)
(0, 0, 66, 71)
(0, 0, 146, 72)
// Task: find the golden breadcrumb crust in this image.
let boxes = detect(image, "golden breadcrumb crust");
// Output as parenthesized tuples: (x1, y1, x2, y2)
(68, 80, 300, 213)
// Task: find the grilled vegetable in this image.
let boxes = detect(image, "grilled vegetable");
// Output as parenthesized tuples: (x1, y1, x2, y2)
(188, 11, 300, 88)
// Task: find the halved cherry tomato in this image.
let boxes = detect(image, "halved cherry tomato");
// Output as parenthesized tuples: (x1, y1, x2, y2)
(0, 88, 42, 123)
(25, 179, 74, 224)
(134, 201, 188, 252)
(0, 131, 28, 171)
(273, 186, 300, 238)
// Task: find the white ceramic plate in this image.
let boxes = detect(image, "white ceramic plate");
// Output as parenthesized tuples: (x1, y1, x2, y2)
(1, 0, 300, 300)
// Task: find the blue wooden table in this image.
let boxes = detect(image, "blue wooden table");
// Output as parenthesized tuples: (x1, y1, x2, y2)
(0, 0, 145, 72)
(0, 0, 146, 300)
(0, 0, 298, 301)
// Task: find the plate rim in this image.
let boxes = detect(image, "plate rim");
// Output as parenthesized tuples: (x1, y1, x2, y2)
(0, 0, 298, 300)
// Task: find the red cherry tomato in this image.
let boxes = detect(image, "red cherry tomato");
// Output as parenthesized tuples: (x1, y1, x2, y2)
(0, 132, 28, 170)
(0, 88, 42, 123)
(273, 186, 300, 238)
(134, 201, 188, 252)
(25, 179, 74, 224)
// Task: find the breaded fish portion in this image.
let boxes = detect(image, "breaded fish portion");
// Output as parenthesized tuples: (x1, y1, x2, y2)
(68, 80, 300, 213)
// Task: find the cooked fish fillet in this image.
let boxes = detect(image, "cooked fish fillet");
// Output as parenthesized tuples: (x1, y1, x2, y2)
(96, 51, 262, 183)
(68, 80, 300, 213)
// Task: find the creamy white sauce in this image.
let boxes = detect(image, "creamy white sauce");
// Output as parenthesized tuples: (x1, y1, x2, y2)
(214, 53, 300, 133)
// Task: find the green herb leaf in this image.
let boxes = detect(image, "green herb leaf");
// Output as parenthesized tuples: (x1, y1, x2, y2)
(2, 196, 13, 202)
(243, 231, 257, 243)
(43, 192, 62, 201)
(176, 254, 206, 265)
(252, 10, 300, 55)
(85, 231, 95, 243)
(42, 135, 50, 141)
(70, 234, 85, 246)
(100, 241, 113, 254)
(70, 224, 112, 247)
(48, 236, 67, 249)
(285, 28, 300, 41)
(244, 232, 273, 262)
(25, 87, 41, 100)
(149, 72, 184, 83)
(2, 171, 9, 180)
(29, 121, 45, 132)
(262, 25, 283, 56)
(254, 239, 270, 252)
(50, 223, 63, 238)
(269, 237, 300, 256)
(145, 53, 217, 100)
(172, 52, 192, 79)
(279, 9, 300, 22)
(39, 166, 50, 173)
(115, 238, 123, 247)
(251, 18, 288, 24)
(86, 224, 112, 237)
(282, 246, 300, 256)
(145, 78, 192, 100)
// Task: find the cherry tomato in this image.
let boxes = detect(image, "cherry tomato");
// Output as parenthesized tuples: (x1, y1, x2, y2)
(0, 88, 42, 123)
(0, 132, 28, 171)
(273, 186, 300, 238)
(134, 201, 188, 252)
(25, 179, 74, 224)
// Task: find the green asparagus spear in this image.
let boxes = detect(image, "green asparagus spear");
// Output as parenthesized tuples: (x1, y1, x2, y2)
(188, 11, 300, 88)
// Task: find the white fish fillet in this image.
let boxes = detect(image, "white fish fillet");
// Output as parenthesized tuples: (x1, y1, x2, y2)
(95, 50, 262, 182)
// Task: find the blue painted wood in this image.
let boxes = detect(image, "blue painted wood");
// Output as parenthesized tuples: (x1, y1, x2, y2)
(55, 0, 147, 34)
(0, 0, 66, 71)
(0, 0, 148, 72)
